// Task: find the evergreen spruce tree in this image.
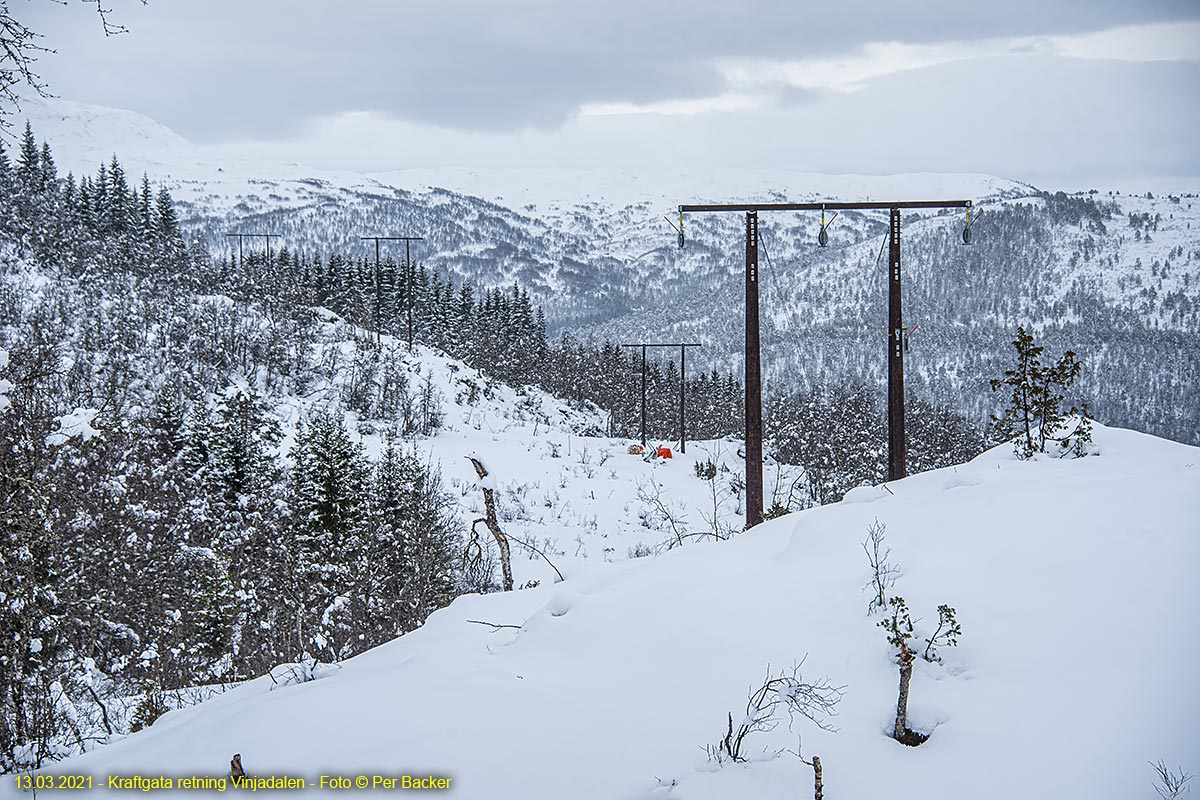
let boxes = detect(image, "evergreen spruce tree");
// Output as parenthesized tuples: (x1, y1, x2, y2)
(209, 388, 281, 504)
(154, 186, 180, 243)
(103, 155, 130, 236)
(15, 120, 38, 191)
(289, 410, 370, 661)
(0, 140, 14, 239)
(355, 440, 458, 641)
(37, 142, 55, 193)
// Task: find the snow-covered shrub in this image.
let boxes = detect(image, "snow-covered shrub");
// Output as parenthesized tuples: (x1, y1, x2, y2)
(626, 542, 654, 559)
(879, 594, 963, 746)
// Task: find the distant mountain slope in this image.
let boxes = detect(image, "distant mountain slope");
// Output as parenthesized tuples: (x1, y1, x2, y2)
(38, 424, 1200, 799)
(18, 97, 1200, 445)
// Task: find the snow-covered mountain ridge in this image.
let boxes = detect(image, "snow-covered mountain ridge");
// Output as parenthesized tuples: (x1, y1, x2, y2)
(32, 423, 1200, 799)
(18, 97, 1200, 446)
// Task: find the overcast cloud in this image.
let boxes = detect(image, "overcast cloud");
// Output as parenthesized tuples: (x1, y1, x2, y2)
(19, 0, 1200, 188)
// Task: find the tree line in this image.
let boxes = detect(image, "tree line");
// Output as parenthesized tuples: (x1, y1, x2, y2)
(0, 126, 470, 770)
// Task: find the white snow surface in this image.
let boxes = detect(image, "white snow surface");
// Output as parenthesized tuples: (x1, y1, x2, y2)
(28, 423, 1200, 799)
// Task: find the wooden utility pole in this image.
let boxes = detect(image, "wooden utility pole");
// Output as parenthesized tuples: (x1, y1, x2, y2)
(677, 199, 973, 528)
(887, 208, 905, 482)
(621, 342, 703, 452)
(359, 235, 424, 349)
(224, 232, 277, 268)
(743, 211, 763, 527)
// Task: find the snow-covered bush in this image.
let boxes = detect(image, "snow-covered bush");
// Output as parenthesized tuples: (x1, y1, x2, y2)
(128, 681, 169, 733)
(922, 605, 962, 664)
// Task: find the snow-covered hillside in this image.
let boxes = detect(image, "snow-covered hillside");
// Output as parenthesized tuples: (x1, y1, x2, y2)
(270, 314, 786, 581)
(371, 165, 1032, 218)
(17, 96, 1200, 444)
(27, 424, 1200, 799)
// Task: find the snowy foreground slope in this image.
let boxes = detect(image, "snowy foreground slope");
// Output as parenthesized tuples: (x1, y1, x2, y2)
(24, 426, 1199, 799)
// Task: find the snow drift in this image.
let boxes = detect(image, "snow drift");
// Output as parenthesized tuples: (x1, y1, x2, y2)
(23, 424, 1200, 799)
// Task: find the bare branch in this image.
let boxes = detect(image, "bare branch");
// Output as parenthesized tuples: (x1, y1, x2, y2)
(863, 518, 900, 615)
(502, 529, 564, 583)
(466, 619, 522, 632)
(707, 660, 844, 764)
(1151, 760, 1193, 800)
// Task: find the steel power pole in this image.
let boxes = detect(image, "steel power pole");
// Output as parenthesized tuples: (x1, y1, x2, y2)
(225, 233, 277, 292)
(359, 236, 424, 349)
(677, 198, 972, 526)
(622, 342, 703, 451)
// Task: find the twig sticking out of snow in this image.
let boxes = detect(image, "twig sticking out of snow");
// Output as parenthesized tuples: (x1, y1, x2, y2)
(707, 660, 844, 764)
(466, 619, 522, 632)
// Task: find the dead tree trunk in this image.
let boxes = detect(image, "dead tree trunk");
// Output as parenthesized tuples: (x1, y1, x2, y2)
(467, 456, 513, 592)
(893, 644, 914, 740)
(812, 755, 823, 800)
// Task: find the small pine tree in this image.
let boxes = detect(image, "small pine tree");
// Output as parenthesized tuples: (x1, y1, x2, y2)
(990, 326, 1092, 459)
(129, 681, 170, 732)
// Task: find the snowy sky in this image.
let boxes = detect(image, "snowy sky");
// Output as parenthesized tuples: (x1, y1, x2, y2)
(21, 0, 1200, 190)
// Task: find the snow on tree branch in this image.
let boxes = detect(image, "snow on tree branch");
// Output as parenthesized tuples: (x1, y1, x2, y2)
(45, 407, 101, 446)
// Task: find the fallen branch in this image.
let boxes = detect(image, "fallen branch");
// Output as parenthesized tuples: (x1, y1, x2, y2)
(467, 619, 522, 631)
